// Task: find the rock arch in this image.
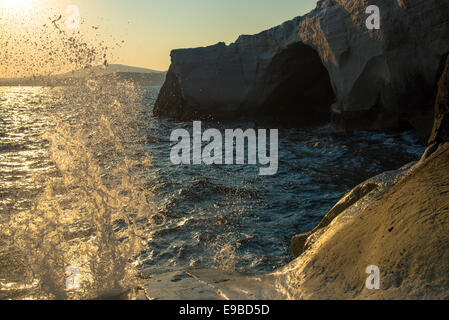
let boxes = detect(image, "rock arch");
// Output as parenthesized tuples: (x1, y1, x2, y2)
(260, 42, 335, 125)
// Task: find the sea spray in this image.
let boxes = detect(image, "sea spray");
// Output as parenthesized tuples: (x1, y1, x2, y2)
(0, 7, 163, 298)
(5, 82, 163, 299)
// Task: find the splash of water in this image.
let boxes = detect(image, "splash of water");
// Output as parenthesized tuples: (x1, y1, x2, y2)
(1, 5, 163, 299)
(0, 3, 115, 78)
(5, 83, 165, 299)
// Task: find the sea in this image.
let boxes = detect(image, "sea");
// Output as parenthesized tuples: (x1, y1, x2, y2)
(0, 84, 425, 299)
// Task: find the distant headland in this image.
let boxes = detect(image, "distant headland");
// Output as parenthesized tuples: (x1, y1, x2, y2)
(0, 64, 167, 87)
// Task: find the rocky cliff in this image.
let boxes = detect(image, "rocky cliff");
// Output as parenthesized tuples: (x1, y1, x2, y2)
(429, 55, 449, 147)
(154, 0, 449, 138)
(144, 59, 449, 300)
(280, 56, 449, 299)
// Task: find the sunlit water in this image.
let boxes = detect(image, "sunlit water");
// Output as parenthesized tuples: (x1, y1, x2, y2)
(0, 85, 425, 299)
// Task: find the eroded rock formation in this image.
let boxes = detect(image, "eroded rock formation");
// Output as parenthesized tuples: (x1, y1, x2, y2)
(154, 21, 335, 124)
(155, 0, 449, 138)
(144, 30, 449, 301)
(283, 53, 449, 299)
(429, 55, 449, 146)
(277, 142, 449, 299)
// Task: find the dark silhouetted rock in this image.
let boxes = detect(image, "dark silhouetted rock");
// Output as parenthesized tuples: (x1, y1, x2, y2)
(155, 0, 449, 138)
(429, 55, 449, 146)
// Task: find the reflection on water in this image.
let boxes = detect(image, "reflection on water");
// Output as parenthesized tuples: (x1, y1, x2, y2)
(1, 84, 159, 299)
(0, 85, 425, 299)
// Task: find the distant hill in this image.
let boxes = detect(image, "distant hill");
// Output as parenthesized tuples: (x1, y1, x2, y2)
(0, 64, 167, 87)
(59, 64, 166, 78)
(101, 72, 167, 86)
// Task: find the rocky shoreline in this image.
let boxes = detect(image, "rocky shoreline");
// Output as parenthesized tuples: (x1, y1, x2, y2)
(146, 0, 449, 299)
(143, 55, 449, 299)
(154, 0, 449, 139)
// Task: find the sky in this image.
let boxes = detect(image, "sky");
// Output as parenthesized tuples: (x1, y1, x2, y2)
(0, 0, 317, 74)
